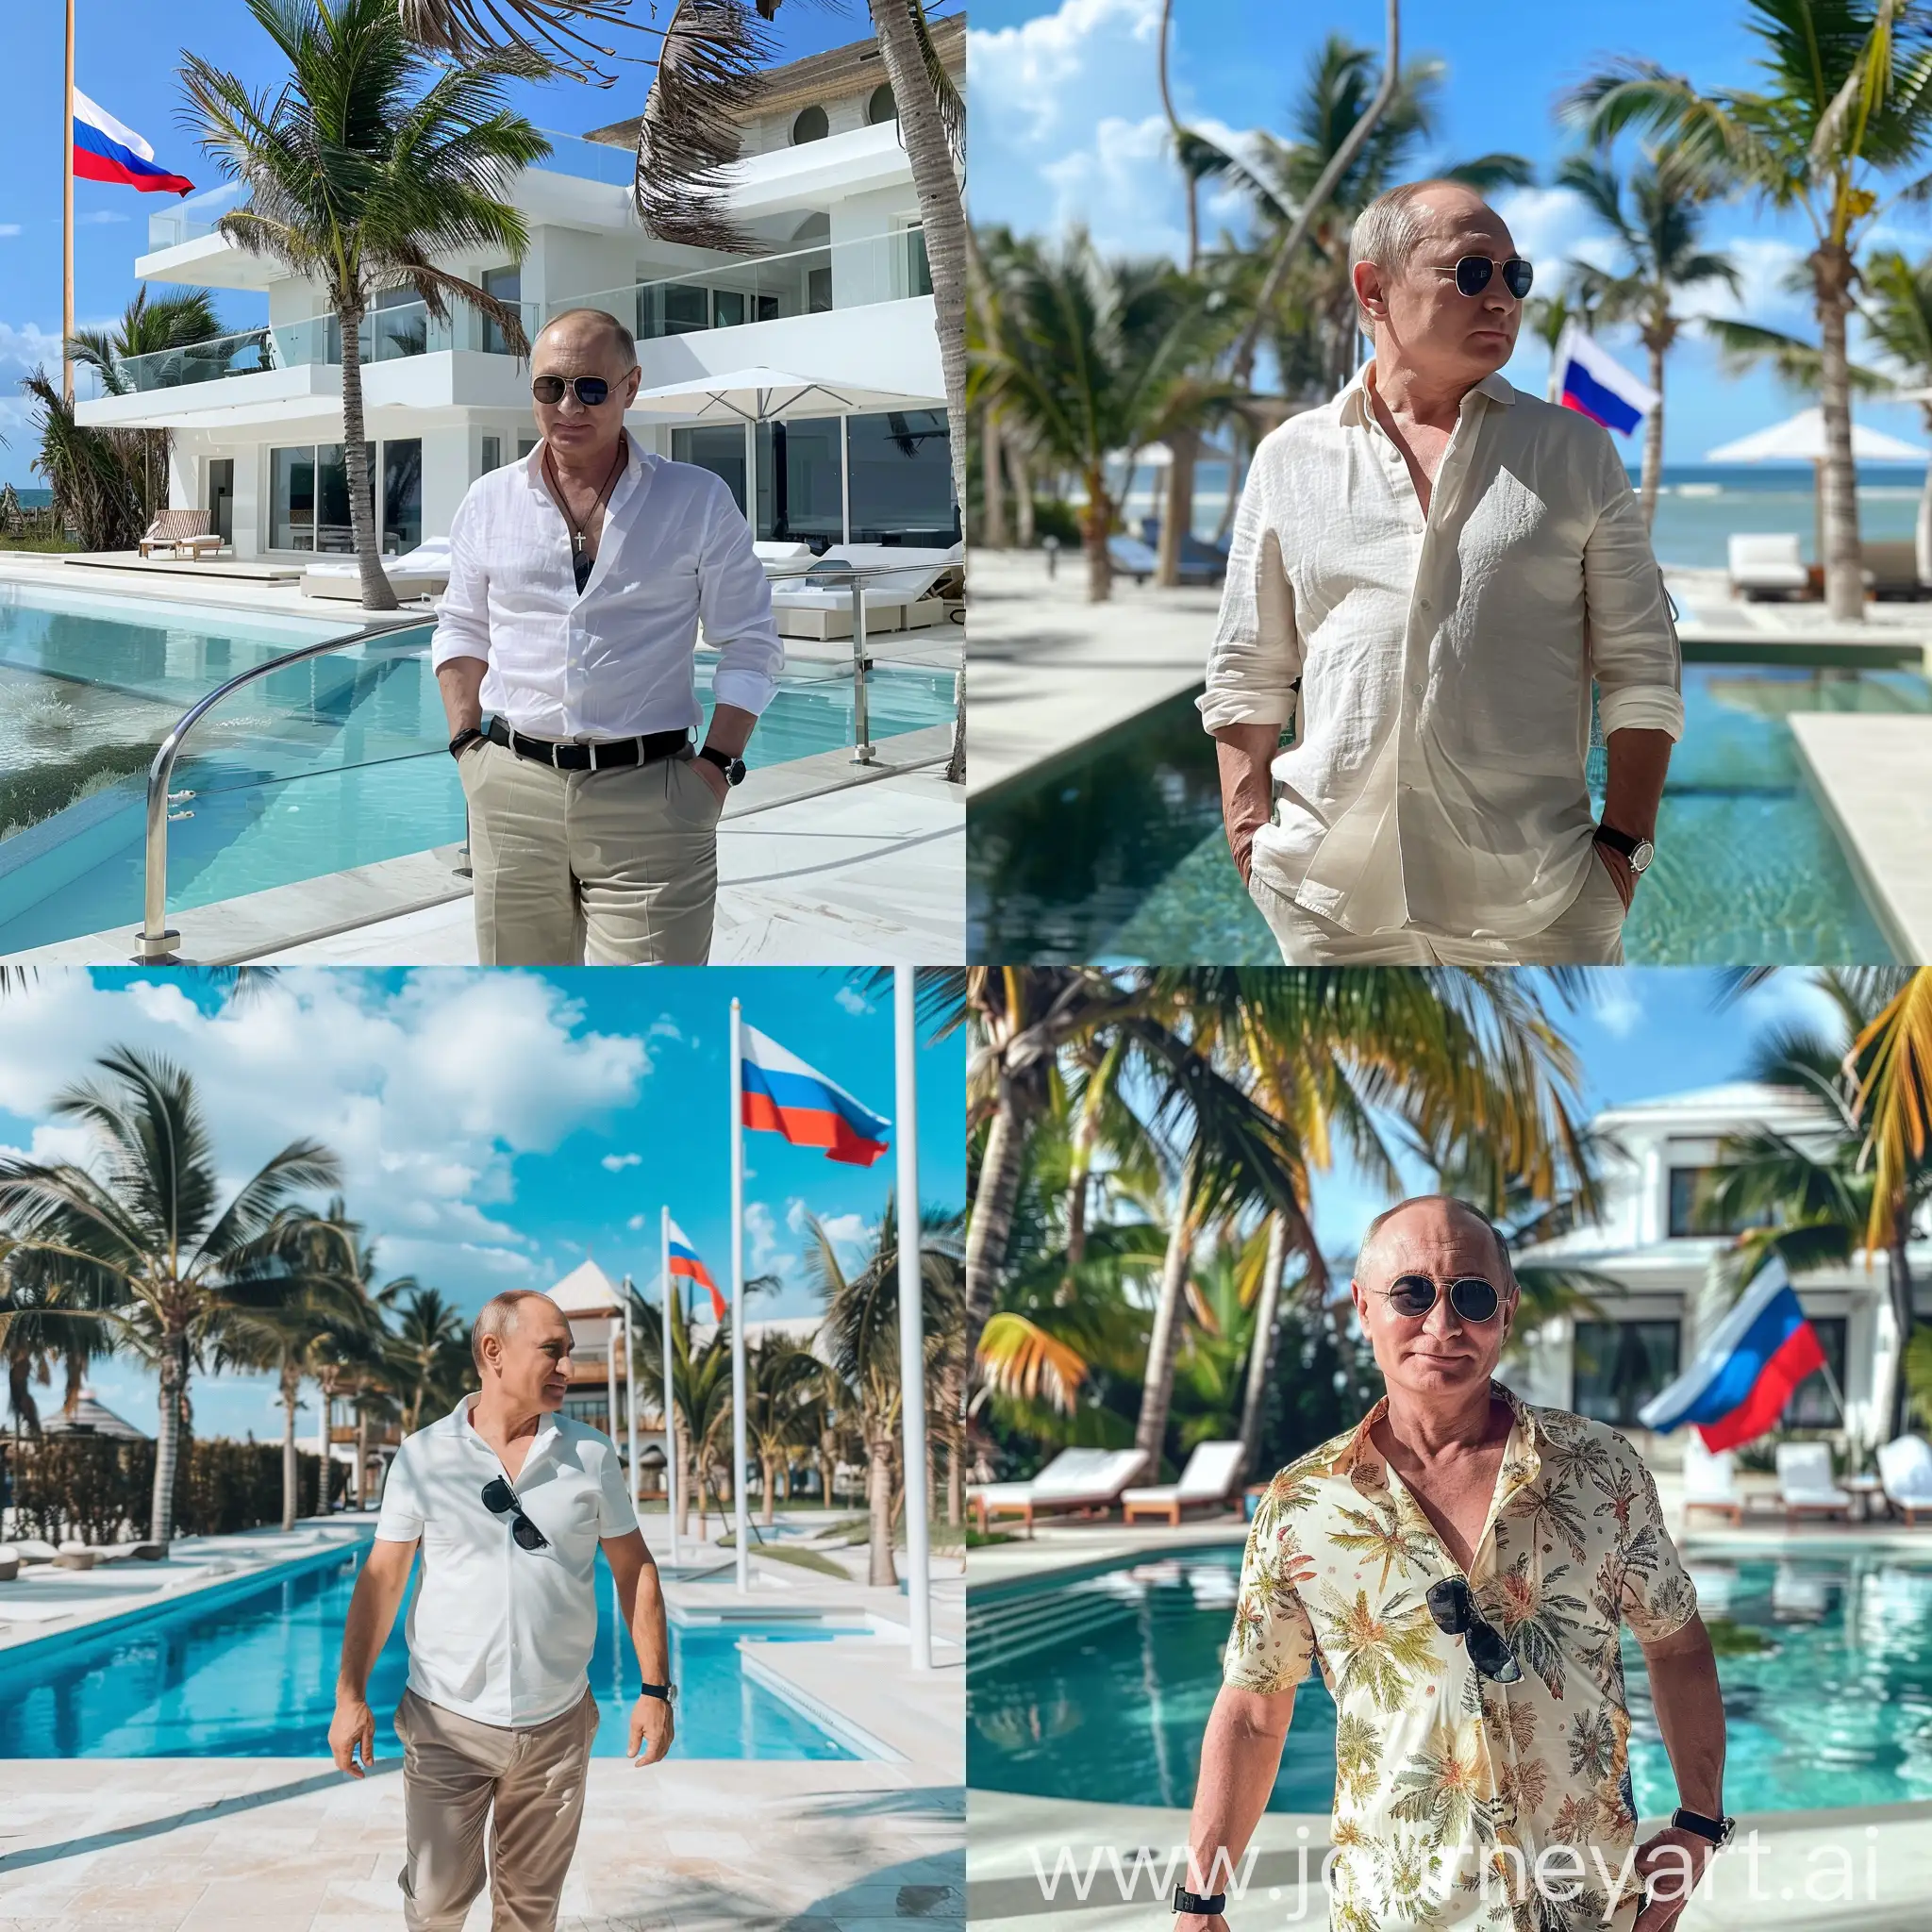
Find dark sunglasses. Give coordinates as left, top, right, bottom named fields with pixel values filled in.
left=531, top=374, right=614, bottom=407
left=1437, top=255, right=1534, bottom=300
left=480, top=1475, right=549, bottom=1551
left=1426, top=1576, right=1523, bottom=1682
left=1381, top=1274, right=1503, bottom=1323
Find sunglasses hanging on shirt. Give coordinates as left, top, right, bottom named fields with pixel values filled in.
left=480, top=1475, right=550, bottom=1551
left=1425, top=1576, right=1523, bottom=1682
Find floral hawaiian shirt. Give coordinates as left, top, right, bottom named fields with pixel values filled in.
left=1224, top=1382, right=1701, bottom=1932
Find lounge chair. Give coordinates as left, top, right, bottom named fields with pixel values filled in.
left=1135, top=518, right=1231, bottom=585
left=1108, top=534, right=1158, bottom=584
left=1682, top=1435, right=1745, bottom=1526
left=769, top=543, right=962, bottom=641
left=969, top=1446, right=1148, bottom=1536
left=0, top=1548, right=18, bottom=1583
left=53, top=1542, right=97, bottom=1571
left=1121, top=1440, right=1247, bottom=1525
left=1774, top=1441, right=1852, bottom=1523
left=300, top=537, right=453, bottom=602
left=139, top=508, right=225, bottom=560
left=754, top=540, right=816, bottom=578
left=1727, top=533, right=1809, bottom=601
left=1860, top=540, right=1927, bottom=600
left=1877, top=1433, right=1932, bottom=1524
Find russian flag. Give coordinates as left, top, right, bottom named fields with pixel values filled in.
left=741, top=1024, right=890, bottom=1167
left=1556, top=324, right=1658, bottom=438
left=667, top=1217, right=726, bottom=1324
left=73, top=90, right=194, bottom=196
left=1638, top=1257, right=1829, bottom=1451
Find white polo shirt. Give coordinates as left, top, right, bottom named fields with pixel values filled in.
left=374, top=1393, right=640, bottom=1727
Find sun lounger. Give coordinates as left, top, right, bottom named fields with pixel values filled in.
left=0, top=1549, right=18, bottom=1583
left=139, top=508, right=225, bottom=560
left=1877, top=1433, right=1932, bottom=1524
left=6, top=1540, right=58, bottom=1564
left=1728, top=533, right=1810, bottom=601
left=1774, top=1441, right=1852, bottom=1523
left=969, top=1445, right=1149, bottom=1535
left=1681, top=1434, right=1744, bottom=1526
left=1859, top=540, right=1927, bottom=599
left=767, top=585, right=919, bottom=641
left=53, top=1542, right=97, bottom=1571
left=1135, top=518, right=1231, bottom=584
left=300, top=537, right=453, bottom=602
left=1108, top=535, right=1158, bottom=583
left=1121, top=1440, right=1247, bottom=1524
left=754, top=540, right=816, bottom=576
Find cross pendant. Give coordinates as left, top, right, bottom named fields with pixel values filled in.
left=574, top=531, right=586, bottom=554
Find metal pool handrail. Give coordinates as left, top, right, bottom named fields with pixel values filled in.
left=136, top=615, right=435, bottom=963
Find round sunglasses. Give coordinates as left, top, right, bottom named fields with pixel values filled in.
left=481, top=1474, right=550, bottom=1551
left=1425, top=1576, right=1523, bottom=1682
left=532, top=374, right=616, bottom=407
left=1378, top=1273, right=1504, bottom=1324
left=1435, top=254, right=1534, bottom=300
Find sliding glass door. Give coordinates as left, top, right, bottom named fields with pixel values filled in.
left=268, top=438, right=423, bottom=554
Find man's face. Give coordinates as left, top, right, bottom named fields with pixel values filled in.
left=1357, top=192, right=1524, bottom=387
left=530, top=319, right=641, bottom=461
left=482, top=1300, right=575, bottom=1412
left=1352, top=1202, right=1518, bottom=1401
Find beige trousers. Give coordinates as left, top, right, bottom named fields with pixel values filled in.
left=1250, top=843, right=1629, bottom=965
left=394, top=1685, right=599, bottom=1932
left=458, top=738, right=722, bottom=965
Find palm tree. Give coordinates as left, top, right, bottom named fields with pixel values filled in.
left=633, top=1280, right=738, bottom=1539
left=0, top=1046, right=341, bottom=1541
left=1555, top=147, right=1740, bottom=529
left=19, top=369, right=143, bottom=552
left=0, top=1239, right=112, bottom=1435
left=1565, top=0, right=1932, bottom=622
left=180, top=0, right=548, bottom=609
left=380, top=1283, right=470, bottom=1435
left=1851, top=249, right=1932, bottom=575
left=744, top=1335, right=819, bottom=1525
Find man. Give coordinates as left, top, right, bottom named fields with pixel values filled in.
left=433, top=307, right=785, bottom=966
left=1201, top=180, right=1684, bottom=964
left=329, top=1289, right=675, bottom=1932
left=1177, top=1196, right=1728, bottom=1932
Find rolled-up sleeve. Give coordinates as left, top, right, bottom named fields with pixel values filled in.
left=696, top=476, right=783, bottom=716
left=1584, top=430, right=1684, bottom=740
left=430, top=484, right=491, bottom=671
left=1197, top=449, right=1303, bottom=734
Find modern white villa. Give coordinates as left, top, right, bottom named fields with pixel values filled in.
left=72, top=23, right=961, bottom=562
left=1509, top=1080, right=1928, bottom=1461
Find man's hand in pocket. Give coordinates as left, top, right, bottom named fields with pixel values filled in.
left=1594, top=839, right=1637, bottom=911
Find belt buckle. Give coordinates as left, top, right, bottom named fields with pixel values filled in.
left=586, top=739, right=600, bottom=774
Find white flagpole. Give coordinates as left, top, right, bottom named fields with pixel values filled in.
left=62, top=0, right=75, bottom=408
left=622, top=1274, right=638, bottom=1506
left=661, top=1208, right=678, bottom=1570
left=895, top=968, right=932, bottom=1671
left=730, top=997, right=750, bottom=1597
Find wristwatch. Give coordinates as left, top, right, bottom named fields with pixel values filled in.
left=448, top=725, right=485, bottom=760
left=1172, top=1883, right=1226, bottom=1916
left=639, top=1680, right=679, bottom=1706
left=1670, top=1806, right=1735, bottom=1848
left=1593, top=820, right=1655, bottom=874
left=697, top=744, right=747, bottom=786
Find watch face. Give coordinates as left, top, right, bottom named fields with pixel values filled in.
left=1630, top=839, right=1656, bottom=873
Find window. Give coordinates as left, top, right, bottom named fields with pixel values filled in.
left=206, top=458, right=234, bottom=545
left=315, top=443, right=355, bottom=553
left=673, top=424, right=750, bottom=516
left=1785, top=1315, right=1848, bottom=1427
left=808, top=266, right=834, bottom=313
left=382, top=439, right=423, bottom=554
left=270, top=445, right=316, bottom=551
left=267, top=441, right=390, bottom=552
left=791, top=105, right=828, bottom=143
left=1573, top=1321, right=1681, bottom=1427
left=867, top=83, right=897, bottom=125
left=481, top=434, right=504, bottom=476
left=905, top=225, right=932, bottom=298
left=517, top=437, right=538, bottom=460
left=846, top=409, right=958, bottom=546
left=481, top=265, right=522, bottom=356
left=1668, top=1166, right=1773, bottom=1238
left=712, top=288, right=747, bottom=328
left=755, top=416, right=843, bottom=549
left=642, top=281, right=709, bottom=337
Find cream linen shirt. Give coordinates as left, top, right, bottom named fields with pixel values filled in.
left=1199, top=363, right=1684, bottom=941
left=1224, top=1384, right=1700, bottom=1932
left=430, top=430, right=784, bottom=739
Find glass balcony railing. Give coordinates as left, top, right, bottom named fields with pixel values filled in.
left=114, top=328, right=277, bottom=391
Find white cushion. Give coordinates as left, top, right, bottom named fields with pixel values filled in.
left=1775, top=1441, right=1850, bottom=1503
left=1878, top=1433, right=1932, bottom=1502
left=1728, top=533, right=1808, bottom=584
left=1682, top=1435, right=1740, bottom=1501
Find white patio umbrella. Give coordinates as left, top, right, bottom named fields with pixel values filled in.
left=1706, top=407, right=1926, bottom=571
left=625, top=365, right=941, bottom=425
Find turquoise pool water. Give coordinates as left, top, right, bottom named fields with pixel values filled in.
left=0, top=1541, right=863, bottom=1759
left=0, top=584, right=953, bottom=954
left=967, top=661, right=1926, bottom=964
left=967, top=1547, right=1932, bottom=1814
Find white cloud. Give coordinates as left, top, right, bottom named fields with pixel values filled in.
left=75, top=210, right=128, bottom=226
left=816, top=1211, right=873, bottom=1251
left=0, top=225, right=21, bottom=240
left=969, top=0, right=1164, bottom=147
left=627, top=1213, right=647, bottom=1231
left=1680, top=236, right=1808, bottom=329
left=1591, top=979, right=1645, bottom=1041
left=1488, top=188, right=1621, bottom=282
left=833, top=985, right=873, bottom=1016
left=745, top=1199, right=784, bottom=1275
left=601, top=1151, right=642, bottom=1171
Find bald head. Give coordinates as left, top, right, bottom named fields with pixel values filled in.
left=533, top=306, right=638, bottom=371
left=1357, top=1194, right=1513, bottom=1287
left=472, top=1289, right=565, bottom=1370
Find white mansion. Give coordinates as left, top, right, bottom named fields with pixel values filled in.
left=74, top=24, right=960, bottom=562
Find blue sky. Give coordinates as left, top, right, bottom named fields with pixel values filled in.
left=0, top=0, right=962, bottom=486
left=0, top=966, right=965, bottom=1442
left=970, top=0, right=1932, bottom=462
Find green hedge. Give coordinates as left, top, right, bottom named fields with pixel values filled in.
left=0, top=1434, right=348, bottom=1542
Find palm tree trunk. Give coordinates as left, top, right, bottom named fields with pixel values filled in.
left=1916, top=406, right=1932, bottom=583
left=1157, top=425, right=1199, bottom=589
left=1082, top=468, right=1113, bottom=603
left=338, top=300, right=397, bottom=613
left=1012, top=443, right=1036, bottom=547
left=1158, top=0, right=1197, bottom=274
left=1890, top=1226, right=1916, bottom=1441
left=1815, top=247, right=1864, bottom=624
left=983, top=406, right=1008, bottom=547
left=1135, top=1146, right=1200, bottom=1475
left=818, top=1440, right=836, bottom=1513
left=281, top=1361, right=299, bottom=1534
left=1639, top=338, right=1666, bottom=533
left=1238, top=1213, right=1290, bottom=1479
left=760, top=1450, right=777, bottom=1526
left=965, top=1088, right=1028, bottom=1374
left=355, top=1407, right=370, bottom=1508
left=867, top=1423, right=899, bottom=1587
left=152, top=1330, right=188, bottom=1543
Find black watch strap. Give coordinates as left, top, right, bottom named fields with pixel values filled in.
left=1592, top=821, right=1640, bottom=860
left=1173, top=1883, right=1227, bottom=1916
left=639, top=1680, right=676, bottom=1703
left=698, top=744, right=746, bottom=785
left=1670, top=1806, right=1732, bottom=1845
left=449, top=725, right=485, bottom=759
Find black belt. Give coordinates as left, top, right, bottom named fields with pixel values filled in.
left=486, top=716, right=689, bottom=772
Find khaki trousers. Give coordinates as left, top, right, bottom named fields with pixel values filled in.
left=394, top=1685, right=599, bottom=1932
left=458, top=738, right=723, bottom=965
left=1249, top=843, right=1629, bottom=965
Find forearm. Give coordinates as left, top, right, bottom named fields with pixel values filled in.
left=435, top=657, right=488, bottom=738
left=700, top=701, right=757, bottom=758
left=625, top=1559, right=671, bottom=1685
left=1211, top=724, right=1283, bottom=880
left=1642, top=1620, right=1725, bottom=1815
left=335, top=1569, right=406, bottom=1698
left=1601, top=726, right=1673, bottom=841
left=1186, top=1687, right=1292, bottom=1902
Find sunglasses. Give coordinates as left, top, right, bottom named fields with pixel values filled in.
left=531, top=375, right=616, bottom=407
left=1435, top=255, right=1534, bottom=300
left=480, top=1475, right=549, bottom=1551
left=1426, top=1576, right=1523, bottom=1682
left=1380, top=1274, right=1503, bottom=1324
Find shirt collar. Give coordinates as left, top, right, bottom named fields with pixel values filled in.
left=455, top=1391, right=560, bottom=1475
left=1324, top=1378, right=1543, bottom=1490
left=1334, top=358, right=1519, bottom=427
left=521, top=426, right=652, bottom=502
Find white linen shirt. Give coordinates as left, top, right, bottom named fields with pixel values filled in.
left=1199, top=363, right=1684, bottom=941
left=374, top=1393, right=640, bottom=1727
left=430, top=430, right=784, bottom=739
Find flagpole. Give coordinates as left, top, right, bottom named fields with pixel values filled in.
left=895, top=967, right=932, bottom=1672
left=622, top=1274, right=638, bottom=1507
left=62, top=0, right=75, bottom=406
left=730, top=997, right=749, bottom=1598
left=661, top=1208, right=678, bottom=1570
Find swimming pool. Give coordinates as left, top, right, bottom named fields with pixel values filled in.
left=0, top=1541, right=865, bottom=1759
left=966, top=661, right=1927, bottom=964
left=0, top=584, right=954, bottom=954
left=967, top=1546, right=1932, bottom=1814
